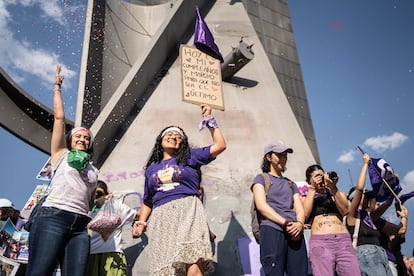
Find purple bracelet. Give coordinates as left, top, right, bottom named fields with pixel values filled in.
left=199, top=116, right=219, bottom=131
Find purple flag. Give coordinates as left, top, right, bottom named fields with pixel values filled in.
left=399, top=190, right=414, bottom=204
left=357, top=146, right=401, bottom=202
left=368, top=157, right=402, bottom=202
left=194, top=6, right=223, bottom=63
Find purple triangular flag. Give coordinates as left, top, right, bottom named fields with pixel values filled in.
left=399, top=190, right=414, bottom=204
left=194, top=6, right=223, bottom=63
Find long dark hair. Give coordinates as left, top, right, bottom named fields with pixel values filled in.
left=261, top=153, right=272, bottom=173
left=305, top=164, right=324, bottom=182
left=145, top=125, right=190, bottom=169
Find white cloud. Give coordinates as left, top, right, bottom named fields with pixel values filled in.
left=0, top=0, right=76, bottom=87
left=363, top=132, right=408, bottom=153
left=0, top=2, right=11, bottom=29
left=12, top=43, right=76, bottom=82
left=16, top=0, right=65, bottom=24
left=401, top=170, right=414, bottom=192
left=337, top=149, right=356, bottom=163
left=38, top=1, right=65, bottom=21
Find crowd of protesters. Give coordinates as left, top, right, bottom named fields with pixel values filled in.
left=1, top=65, right=413, bottom=276
left=1, top=136, right=413, bottom=276
left=252, top=144, right=413, bottom=276
left=2, top=140, right=413, bottom=276
left=1, top=66, right=227, bottom=276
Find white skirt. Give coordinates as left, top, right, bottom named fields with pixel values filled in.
left=146, top=196, right=214, bottom=275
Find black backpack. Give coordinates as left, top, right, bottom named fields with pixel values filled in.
left=250, top=173, right=271, bottom=243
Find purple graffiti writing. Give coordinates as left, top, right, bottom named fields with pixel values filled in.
left=102, top=170, right=145, bottom=183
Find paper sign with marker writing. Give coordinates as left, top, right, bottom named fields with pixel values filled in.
left=180, top=45, right=224, bottom=110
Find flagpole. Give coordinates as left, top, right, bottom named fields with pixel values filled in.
left=380, top=178, right=402, bottom=205
left=357, top=146, right=401, bottom=205
left=347, top=168, right=354, bottom=187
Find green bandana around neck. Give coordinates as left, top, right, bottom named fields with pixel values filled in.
left=67, top=149, right=91, bottom=170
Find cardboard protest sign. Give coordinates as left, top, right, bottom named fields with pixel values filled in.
left=180, top=45, right=224, bottom=110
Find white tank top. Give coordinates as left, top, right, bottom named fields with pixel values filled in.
left=43, top=150, right=98, bottom=216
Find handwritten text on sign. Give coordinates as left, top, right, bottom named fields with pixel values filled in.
left=180, top=45, right=224, bottom=110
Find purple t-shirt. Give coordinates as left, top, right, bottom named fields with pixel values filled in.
left=251, top=173, right=299, bottom=232
left=143, top=146, right=212, bottom=208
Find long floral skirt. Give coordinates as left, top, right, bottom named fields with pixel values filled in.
left=146, top=196, right=214, bottom=275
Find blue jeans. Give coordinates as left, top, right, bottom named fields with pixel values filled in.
left=260, top=225, right=308, bottom=276
left=26, top=207, right=91, bottom=276
left=356, top=244, right=393, bottom=276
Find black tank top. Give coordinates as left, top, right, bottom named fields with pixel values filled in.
left=346, top=219, right=381, bottom=246
left=309, top=189, right=341, bottom=224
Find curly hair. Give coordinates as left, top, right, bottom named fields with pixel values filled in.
left=145, top=125, right=191, bottom=169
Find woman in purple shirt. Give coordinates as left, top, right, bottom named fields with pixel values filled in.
left=251, top=140, right=308, bottom=276
left=132, top=104, right=226, bottom=276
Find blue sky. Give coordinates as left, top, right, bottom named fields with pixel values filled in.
left=1, top=0, right=413, bottom=256
left=289, top=0, right=414, bottom=257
